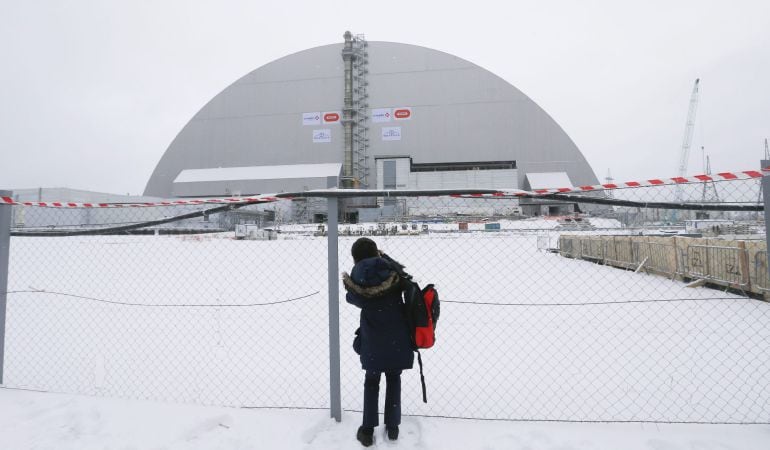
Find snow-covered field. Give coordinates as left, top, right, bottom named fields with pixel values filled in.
left=0, top=389, right=770, bottom=450
left=1, top=388, right=769, bottom=450
left=4, top=231, right=769, bottom=427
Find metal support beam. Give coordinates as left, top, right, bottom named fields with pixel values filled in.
left=0, top=190, right=12, bottom=384
left=326, top=177, right=342, bottom=421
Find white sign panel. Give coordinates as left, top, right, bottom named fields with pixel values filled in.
left=322, top=111, right=341, bottom=125
left=393, top=107, right=412, bottom=120
left=302, top=112, right=321, bottom=126
left=382, top=126, right=402, bottom=141
left=313, top=129, right=332, bottom=143
left=371, top=108, right=392, bottom=123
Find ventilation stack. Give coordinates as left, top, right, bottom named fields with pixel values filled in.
left=341, top=32, right=355, bottom=188
left=341, top=31, right=370, bottom=189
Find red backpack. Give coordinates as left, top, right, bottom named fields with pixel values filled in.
left=402, top=280, right=440, bottom=349
left=401, top=279, right=439, bottom=403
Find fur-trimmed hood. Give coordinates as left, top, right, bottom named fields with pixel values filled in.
left=342, top=271, right=400, bottom=298
left=342, top=256, right=401, bottom=298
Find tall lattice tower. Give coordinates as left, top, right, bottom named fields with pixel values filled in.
left=351, top=34, right=370, bottom=188
left=604, top=168, right=614, bottom=199
left=341, top=31, right=370, bottom=188
left=700, top=154, right=720, bottom=203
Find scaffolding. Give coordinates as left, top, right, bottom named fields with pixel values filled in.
left=350, top=34, right=370, bottom=188
left=342, top=32, right=370, bottom=189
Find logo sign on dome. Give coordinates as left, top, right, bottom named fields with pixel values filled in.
left=322, top=111, right=341, bottom=124
left=371, top=108, right=392, bottom=123
left=313, top=129, right=331, bottom=143
left=382, top=126, right=402, bottom=141
left=302, top=112, right=321, bottom=126
left=393, top=107, right=412, bottom=120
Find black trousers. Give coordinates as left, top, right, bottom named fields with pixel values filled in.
left=362, top=370, right=402, bottom=428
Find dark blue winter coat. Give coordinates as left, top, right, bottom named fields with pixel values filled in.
left=343, top=256, right=415, bottom=372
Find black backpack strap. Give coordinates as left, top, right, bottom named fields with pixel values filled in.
left=417, top=350, right=427, bottom=403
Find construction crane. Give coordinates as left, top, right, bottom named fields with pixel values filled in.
left=670, top=78, right=700, bottom=223
left=676, top=78, right=701, bottom=182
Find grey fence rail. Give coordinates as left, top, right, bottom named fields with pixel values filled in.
left=1, top=178, right=769, bottom=424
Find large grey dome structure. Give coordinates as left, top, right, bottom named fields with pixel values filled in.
left=145, top=37, right=598, bottom=216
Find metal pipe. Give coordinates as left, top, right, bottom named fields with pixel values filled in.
left=326, top=176, right=342, bottom=421
left=0, top=190, right=12, bottom=383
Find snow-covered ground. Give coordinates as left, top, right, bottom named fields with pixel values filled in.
left=1, top=388, right=768, bottom=450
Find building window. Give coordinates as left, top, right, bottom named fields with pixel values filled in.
left=410, top=160, right=516, bottom=172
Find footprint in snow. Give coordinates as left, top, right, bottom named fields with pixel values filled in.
left=181, top=414, right=233, bottom=441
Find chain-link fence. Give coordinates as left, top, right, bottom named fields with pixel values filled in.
left=1, top=175, right=769, bottom=424
left=3, top=201, right=331, bottom=409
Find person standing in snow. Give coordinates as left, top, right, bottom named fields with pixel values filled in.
left=343, top=237, right=414, bottom=447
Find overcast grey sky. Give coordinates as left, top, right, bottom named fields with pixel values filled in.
left=1, top=0, right=768, bottom=195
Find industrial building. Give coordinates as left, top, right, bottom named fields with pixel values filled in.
left=144, top=32, right=599, bottom=221
left=7, top=188, right=228, bottom=233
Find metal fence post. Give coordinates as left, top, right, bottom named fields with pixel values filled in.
left=762, top=176, right=770, bottom=279
left=326, top=178, right=342, bottom=422
left=0, top=190, right=12, bottom=384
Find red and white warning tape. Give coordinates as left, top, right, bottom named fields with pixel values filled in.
left=0, top=195, right=283, bottom=209
left=527, top=169, right=767, bottom=196
left=451, top=169, right=768, bottom=198
left=2, top=169, right=765, bottom=208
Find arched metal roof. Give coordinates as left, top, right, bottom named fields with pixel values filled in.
left=144, top=41, right=597, bottom=196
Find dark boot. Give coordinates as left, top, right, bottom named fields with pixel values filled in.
left=386, top=425, right=399, bottom=440
left=357, top=426, right=374, bottom=447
